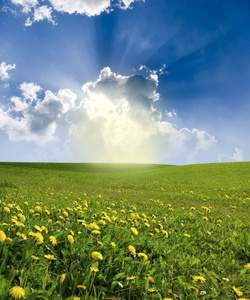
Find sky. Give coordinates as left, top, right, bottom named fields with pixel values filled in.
left=0, top=0, right=250, bottom=165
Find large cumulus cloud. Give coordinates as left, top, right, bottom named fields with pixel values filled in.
left=0, top=67, right=216, bottom=163
left=67, top=67, right=216, bottom=163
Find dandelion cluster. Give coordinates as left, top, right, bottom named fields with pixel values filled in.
left=0, top=164, right=249, bottom=300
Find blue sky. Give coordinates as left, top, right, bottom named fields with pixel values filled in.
left=0, top=0, right=250, bottom=164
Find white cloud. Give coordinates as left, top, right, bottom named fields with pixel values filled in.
left=0, top=67, right=216, bottom=164
left=0, top=62, right=16, bottom=80
left=48, top=0, right=112, bottom=16
left=67, top=67, right=216, bottom=163
left=10, top=0, right=38, bottom=13
left=218, top=147, right=243, bottom=162
left=9, top=0, right=144, bottom=26
left=19, top=82, right=42, bottom=101
left=0, top=83, right=76, bottom=143
left=25, top=5, right=56, bottom=26
left=165, top=110, right=177, bottom=118
left=119, top=0, right=145, bottom=9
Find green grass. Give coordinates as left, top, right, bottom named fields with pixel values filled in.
left=0, top=162, right=249, bottom=299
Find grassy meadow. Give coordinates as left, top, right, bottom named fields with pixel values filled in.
left=0, top=162, right=249, bottom=299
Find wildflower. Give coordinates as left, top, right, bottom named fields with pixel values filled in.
left=9, top=286, right=25, bottom=298
left=203, top=216, right=208, bottom=221
left=200, top=291, right=207, bottom=295
left=98, top=241, right=103, bottom=246
left=0, top=230, right=6, bottom=242
left=60, top=274, right=66, bottom=283
left=148, top=288, right=156, bottom=292
left=223, top=277, right=230, bottom=281
left=89, top=222, right=99, bottom=230
left=188, top=286, right=199, bottom=293
left=4, top=207, right=10, bottom=213
left=6, top=237, right=13, bottom=244
left=34, top=232, right=44, bottom=244
left=138, top=253, right=148, bottom=261
left=67, top=235, right=74, bottom=244
left=118, top=282, right=123, bottom=288
left=44, top=254, right=56, bottom=260
left=192, top=275, right=206, bottom=283
left=98, top=220, right=106, bottom=225
left=162, top=230, right=168, bottom=238
left=244, top=263, right=250, bottom=271
left=110, top=242, right=116, bottom=248
left=233, top=286, right=243, bottom=296
left=131, top=227, right=138, bottom=236
left=148, top=276, right=154, bottom=283
left=31, top=255, right=39, bottom=260
left=163, top=298, right=173, bottom=300
left=207, top=231, right=211, bottom=235
left=127, top=276, right=136, bottom=280
left=74, top=297, right=80, bottom=300
left=49, top=236, right=57, bottom=246
left=90, top=267, right=99, bottom=272
left=18, top=214, right=26, bottom=222
left=77, top=285, right=86, bottom=289
left=184, top=233, right=190, bottom=238
left=128, top=245, right=136, bottom=255
left=91, top=251, right=103, bottom=260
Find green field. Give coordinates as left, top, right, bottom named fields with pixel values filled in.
left=0, top=162, right=249, bottom=299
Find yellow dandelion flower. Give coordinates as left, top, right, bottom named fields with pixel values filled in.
left=4, top=207, right=10, bottom=213
left=98, top=241, right=103, bottom=246
left=233, top=286, right=243, bottom=296
left=188, top=286, right=199, bottom=293
left=110, top=242, right=116, bottom=248
left=148, top=288, right=156, bottom=292
left=138, top=253, right=148, bottom=261
left=130, top=227, right=138, bottom=236
left=98, top=220, right=106, bottom=225
left=128, top=245, right=136, bottom=255
left=9, top=286, right=25, bottom=298
left=192, top=276, right=206, bottom=283
left=31, top=255, right=39, bottom=260
left=127, top=275, right=136, bottom=280
left=148, top=276, right=154, bottom=283
left=74, top=297, right=80, bottom=300
left=34, top=232, right=43, bottom=244
left=163, top=298, right=173, bottom=300
left=60, top=274, right=66, bottom=283
left=90, top=267, right=99, bottom=272
left=6, top=237, right=13, bottom=244
left=184, top=233, right=190, bottom=238
left=18, top=214, right=26, bottom=222
left=67, top=235, right=74, bottom=244
left=89, top=222, right=99, bottom=230
left=0, top=230, right=6, bottom=242
left=49, top=236, right=57, bottom=246
left=91, top=251, right=103, bottom=260
left=34, top=225, right=42, bottom=232
left=91, top=230, right=100, bottom=234
left=44, top=254, right=56, bottom=260
left=244, top=263, right=250, bottom=271
left=77, top=285, right=86, bottom=289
